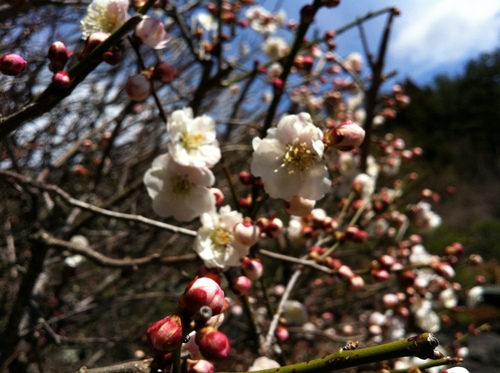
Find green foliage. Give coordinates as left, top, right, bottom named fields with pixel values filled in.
left=397, top=49, right=500, bottom=179
left=469, top=219, right=500, bottom=261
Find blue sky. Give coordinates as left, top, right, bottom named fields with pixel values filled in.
left=279, top=0, right=500, bottom=86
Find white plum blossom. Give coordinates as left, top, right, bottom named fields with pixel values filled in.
left=411, top=299, right=441, bottom=332
left=143, top=153, right=215, bottom=221
left=194, top=206, right=250, bottom=269
left=167, top=107, right=221, bottom=168
left=251, top=113, right=331, bottom=202
left=410, top=201, right=442, bottom=230
left=80, top=0, right=129, bottom=39
left=262, top=37, right=288, bottom=59
left=245, top=5, right=285, bottom=34
left=249, top=357, right=280, bottom=371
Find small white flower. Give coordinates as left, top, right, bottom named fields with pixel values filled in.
left=439, top=288, right=458, bottom=309
left=80, top=0, right=130, bottom=39
left=194, top=206, right=249, bottom=269
left=245, top=5, right=284, bottom=34
left=251, top=113, right=331, bottom=201
left=262, top=37, right=288, bottom=59
left=143, top=154, right=216, bottom=221
left=249, top=356, right=280, bottom=371
left=167, top=107, right=221, bottom=168
left=410, top=201, right=442, bottom=230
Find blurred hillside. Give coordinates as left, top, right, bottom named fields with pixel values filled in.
left=394, top=49, right=500, bottom=262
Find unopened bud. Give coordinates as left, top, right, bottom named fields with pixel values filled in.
left=0, top=53, right=27, bottom=76
left=231, top=276, right=252, bottom=295
left=300, top=4, right=315, bottom=24
left=147, top=313, right=184, bottom=352
left=233, top=220, right=260, bottom=247
left=152, top=61, right=178, bottom=83
left=79, top=32, right=109, bottom=60
left=186, top=359, right=215, bottom=373
left=349, top=275, right=365, bottom=290
left=325, top=121, right=365, bottom=151
left=180, top=277, right=226, bottom=317
left=48, top=41, right=71, bottom=72
left=52, top=71, right=71, bottom=88
left=241, top=258, right=263, bottom=280
left=195, top=327, right=230, bottom=361
left=284, top=195, right=316, bottom=217
left=275, top=325, right=289, bottom=341
left=210, top=187, right=224, bottom=207
left=125, top=74, right=152, bottom=101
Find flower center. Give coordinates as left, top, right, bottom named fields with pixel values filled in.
left=171, top=175, right=193, bottom=195
left=181, top=132, right=205, bottom=151
left=209, top=226, right=234, bottom=247
left=282, top=142, right=315, bottom=174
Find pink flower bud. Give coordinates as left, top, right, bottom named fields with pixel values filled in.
left=233, top=220, right=260, bottom=247
left=382, top=293, right=399, bottom=308
left=433, top=262, right=455, bottom=279
left=0, top=53, right=27, bottom=76
left=210, top=187, right=224, bottom=207
left=151, top=61, right=178, bottom=83
left=102, top=49, right=123, bottom=65
left=326, top=121, right=365, bottom=151
left=186, top=359, right=215, bottom=373
left=147, top=313, right=184, bottom=352
left=349, top=275, right=365, bottom=290
left=241, top=258, right=263, bottom=280
left=79, top=32, right=110, bottom=60
left=275, top=325, right=289, bottom=342
left=337, top=264, right=354, bottom=279
left=125, top=74, right=151, bottom=101
left=48, top=41, right=70, bottom=72
left=195, top=327, right=230, bottom=361
left=231, top=276, right=252, bottom=296
left=238, top=171, right=254, bottom=185
left=284, top=195, right=316, bottom=217
left=180, top=277, right=226, bottom=317
left=378, top=254, right=396, bottom=269
left=135, top=16, right=171, bottom=49
left=371, top=269, right=390, bottom=282
left=52, top=71, right=71, bottom=88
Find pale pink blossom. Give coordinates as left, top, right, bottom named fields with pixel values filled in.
left=135, top=16, right=171, bottom=49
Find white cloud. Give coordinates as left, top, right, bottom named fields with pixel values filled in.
left=391, top=0, right=500, bottom=73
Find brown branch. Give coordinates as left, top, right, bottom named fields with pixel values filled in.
left=32, top=230, right=197, bottom=269
left=0, top=169, right=198, bottom=237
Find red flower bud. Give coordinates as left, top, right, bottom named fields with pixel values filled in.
left=147, top=313, right=184, bottom=353
left=231, top=276, right=252, bottom=296
left=52, top=71, right=71, bottom=88
left=209, top=187, right=224, bottom=207
left=151, top=61, right=178, bottom=83
left=48, top=41, right=71, bottom=72
left=0, top=53, right=27, bottom=76
left=195, top=327, right=230, bottom=361
left=180, top=277, right=225, bottom=317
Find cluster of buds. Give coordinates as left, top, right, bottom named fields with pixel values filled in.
left=309, top=246, right=365, bottom=290
left=146, top=275, right=231, bottom=371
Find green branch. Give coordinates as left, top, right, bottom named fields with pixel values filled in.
left=220, top=333, right=441, bottom=373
